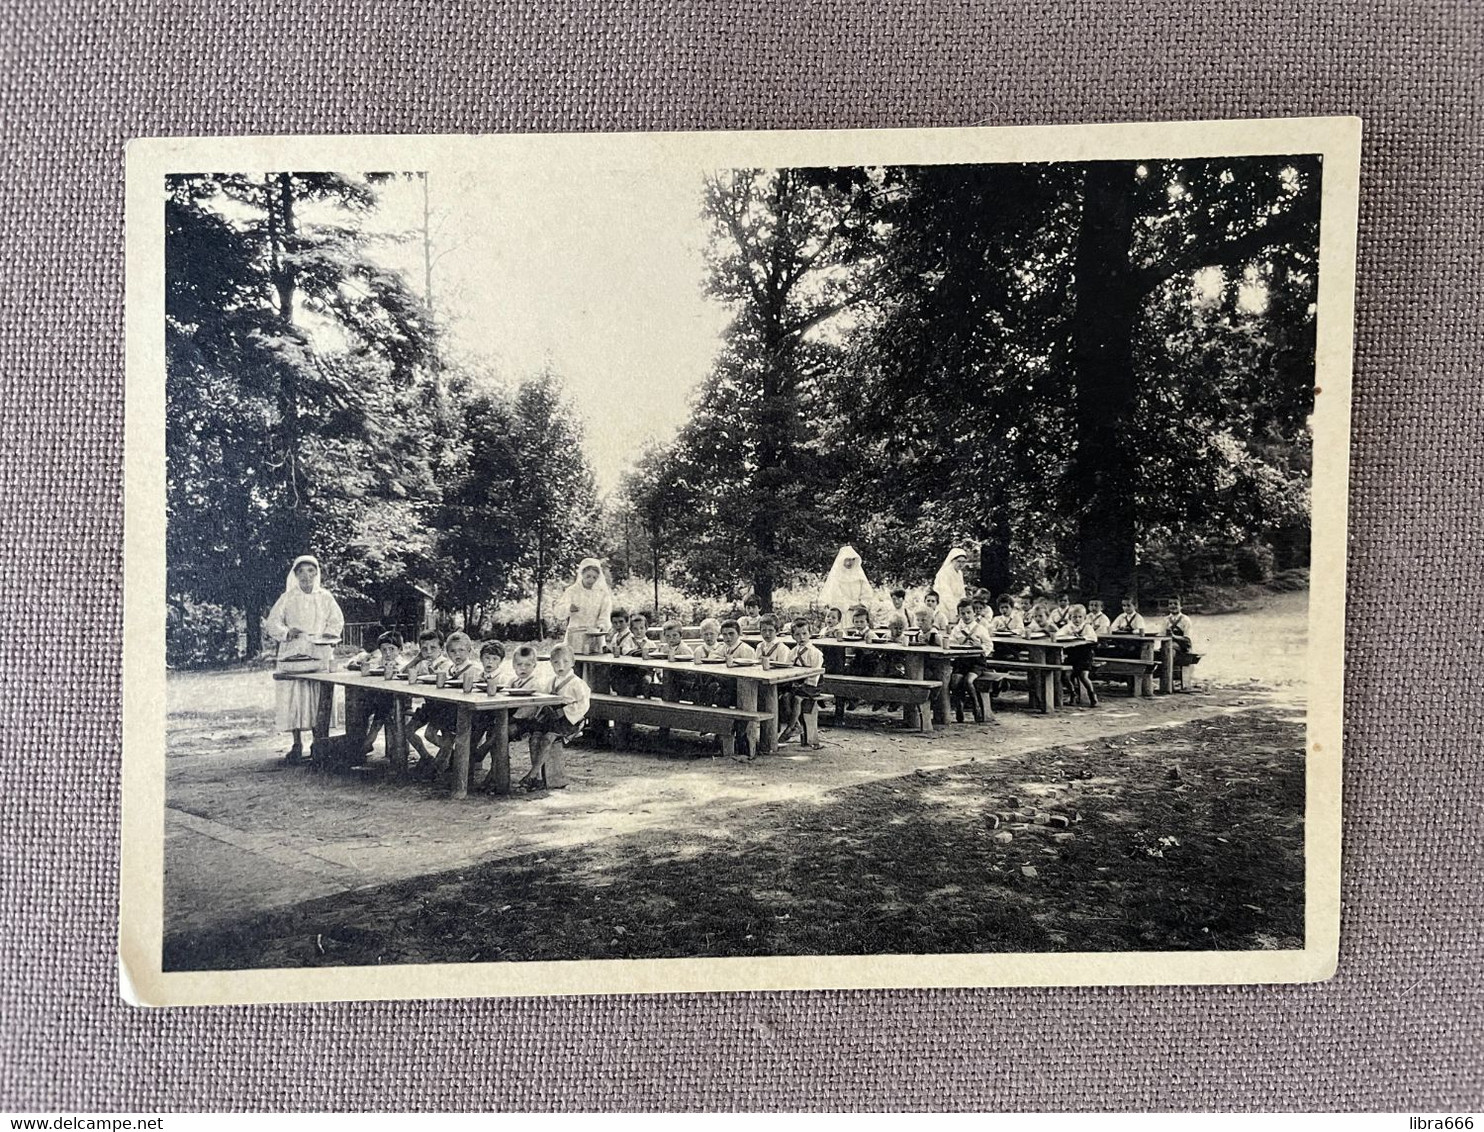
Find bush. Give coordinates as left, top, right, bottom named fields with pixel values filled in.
left=166, top=599, right=243, bottom=669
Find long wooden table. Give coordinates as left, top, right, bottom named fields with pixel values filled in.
left=742, top=635, right=979, bottom=724
left=1095, top=633, right=1175, bottom=696
left=575, top=653, right=824, bottom=755
left=289, top=670, right=563, bottom=798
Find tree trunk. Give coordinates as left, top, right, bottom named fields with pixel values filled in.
left=1071, top=163, right=1143, bottom=607
left=979, top=508, right=1013, bottom=597
left=534, top=532, right=545, bottom=636
left=244, top=595, right=263, bottom=658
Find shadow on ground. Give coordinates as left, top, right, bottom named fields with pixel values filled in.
left=164, top=709, right=1304, bottom=970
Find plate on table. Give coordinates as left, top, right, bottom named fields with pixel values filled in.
left=311, top=635, right=342, bottom=646
left=696, top=657, right=727, bottom=665
left=415, top=674, right=441, bottom=685
left=503, top=687, right=538, bottom=697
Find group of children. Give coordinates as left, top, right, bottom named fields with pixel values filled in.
left=347, top=629, right=590, bottom=793
left=596, top=606, right=827, bottom=758
left=748, top=588, right=1198, bottom=722
left=340, top=589, right=1198, bottom=784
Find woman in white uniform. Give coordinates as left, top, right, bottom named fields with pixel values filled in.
left=933, top=547, right=970, bottom=615
left=562, top=557, right=613, bottom=655
left=819, top=545, right=876, bottom=615
left=265, top=554, right=345, bottom=761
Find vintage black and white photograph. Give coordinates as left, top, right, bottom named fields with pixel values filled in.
left=122, top=121, right=1356, bottom=1003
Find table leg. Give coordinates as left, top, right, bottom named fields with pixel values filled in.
left=313, top=681, right=334, bottom=741
left=584, top=661, right=612, bottom=747
left=388, top=696, right=408, bottom=779
left=931, top=658, right=951, bottom=724
left=491, top=710, right=511, bottom=795
left=1158, top=640, right=1174, bottom=695
left=758, top=683, right=779, bottom=754
left=736, top=679, right=761, bottom=758
left=451, top=706, right=472, bottom=799
left=344, top=685, right=369, bottom=749
left=1141, top=643, right=1157, bottom=698
left=1039, top=670, right=1054, bottom=715
left=901, top=655, right=925, bottom=733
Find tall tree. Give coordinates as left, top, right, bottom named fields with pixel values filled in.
left=506, top=368, right=600, bottom=630
left=165, top=172, right=440, bottom=653
left=671, top=167, right=885, bottom=608
left=1068, top=156, right=1320, bottom=603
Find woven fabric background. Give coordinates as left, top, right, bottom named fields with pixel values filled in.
left=2, top=0, right=1481, bottom=1112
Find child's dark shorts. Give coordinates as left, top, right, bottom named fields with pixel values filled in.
left=533, top=705, right=584, bottom=743
left=1064, top=643, right=1095, bottom=674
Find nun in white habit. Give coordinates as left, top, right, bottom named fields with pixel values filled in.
left=265, top=554, right=345, bottom=760
left=933, top=547, right=970, bottom=615
left=562, top=557, right=613, bottom=655
left=819, top=545, right=876, bottom=615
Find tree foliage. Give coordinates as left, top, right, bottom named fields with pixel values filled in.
left=625, top=155, right=1320, bottom=604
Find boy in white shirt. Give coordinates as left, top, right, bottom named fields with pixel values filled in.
left=1087, top=599, right=1112, bottom=635
left=1164, top=597, right=1200, bottom=690
left=753, top=614, right=792, bottom=667
left=778, top=617, right=825, bottom=749
left=519, top=644, right=588, bottom=792
left=947, top=600, right=997, bottom=724
left=988, top=595, right=1024, bottom=636
left=1056, top=603, right=1100, bottom=707
left=923, top=590, right=951, bottom=634
left=1110, top=597, right=1147, bottom=634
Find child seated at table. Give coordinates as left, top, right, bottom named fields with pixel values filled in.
left=923, top=589, right=950, bottom=633
left=1022, top=604, right=1057, bottom=639
left=914, top=607, right=943, bottom=647
left=504, top=644, right=553, bottom=743
left=1051, top=593, right=1072, bottom=628
left=1087, top=598, right=1111, bottom=634
left=658, top=619, right=694, bottom=661
left=355, top=631, right=405, bottom=756
left=754, top=614, right=792, bottom=667
left=946, top=600, right=997, bottom=723
left=1163, top=597, right=1200, bottom=689
left=778, top=616, right=825, bottom=749
left=881, top=588, right=913, bottom=631
left=421, top=631, right=480, bottom=779
left=719, top=618, right=756, bottom=669
left=844, top=605, right=878, bottom=679
left=819, top=606, right=845, bottom=640
left=689, top=618, right=726, bottom=705
left=1056, top=603, right=1100, bottom=707
left=738, top=597, right=763, bottom=634
left=606, top=608, right=634, bottom=655
left=479, top=640, right=508, bottom=688
left=403, top=630, right=449, bottom=773
left=518, top=644, right=589, bottom=792
left=1110, top=596, right=1147, bottom=634
left=987, top=594, right=1023, bottom=636
left=971, top=592, right=994, bottom=628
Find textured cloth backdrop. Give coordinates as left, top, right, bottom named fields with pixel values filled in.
left=1, top=0, right=1481, bottom=1112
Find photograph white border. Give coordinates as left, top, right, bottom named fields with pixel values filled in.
left=122, top=116, right=1358, bottom=1005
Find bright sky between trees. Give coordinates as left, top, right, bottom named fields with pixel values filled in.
left=367, top=167, right=731, bottom=495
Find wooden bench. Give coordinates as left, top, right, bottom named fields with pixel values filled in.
left=1092, top=657, right=1160, bottom=697
left=817, top=674, right=941, bottom=733
left=586, top=693, right=772, bottom=758
left=979, top=659, right=1071, bottom=714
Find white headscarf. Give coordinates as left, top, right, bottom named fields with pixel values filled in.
left=570, top=557, right=610, bottom=595
left=285, top=554, right=322, bottom=594
left=820, top=545, right=874, bottom=613
left=933, top=547, right=969, bottom=613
